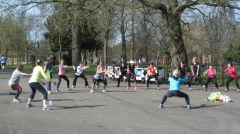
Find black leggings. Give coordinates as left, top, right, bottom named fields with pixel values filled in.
left=205, top=77, right=218, bottom=89
left=117, top=74, right=126, bottom=86
left=226, top=77, right=239, bottom=90
left=146, top=75, right=160, bottom=87
left=57, top=75, right=70, bottom=88
left=188, top=73, right=204, bottom=87
left=29, top=82, right=48, bottom=100
left=126, top=73, right=136, bottom=82
left=72, top=74, right=89, bottom=87
left=161, top=90, right=190, bottom=105
left=11, top=84, right=22, bottom=99
left=92, top=77, right=107, bottom=86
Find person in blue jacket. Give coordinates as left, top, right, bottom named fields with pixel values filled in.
left=159, top=69, right=192, bottom=109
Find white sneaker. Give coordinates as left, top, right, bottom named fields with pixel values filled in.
left=186, top=85, right=189, bottom=87
left=86, top=86, right=89, bottom=88
left=56, top=89, right=60, bottom=92
left=72, top=85, right=75, bottom=88
left=157, top=87, right=160, bottom=90
left=103, top=89, right=107, bottom=92
left=47, top=90, right=51, bottom=94
left=237, top=89, right=240, bottom=92
left=42, top=106, right=50, bottom=110
left=13, top=98, right=21, bottom=103
left=90, top=89, right=94, bottom=93
left=145, top=87, right=148, bottom=90
left=189, top=87, right=192, bottom=90
left=96, top=85, right=99, bottom=88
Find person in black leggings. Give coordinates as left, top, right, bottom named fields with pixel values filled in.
left=159, top=69, right=191, bottom=109
left=188, top=57, right=204, bottom=90
left=117, top=62, right=127, bottom=87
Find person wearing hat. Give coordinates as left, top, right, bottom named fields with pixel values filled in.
left=159, top=69, right=192, bottom=109
left=126, top=60, right=137, bottom=90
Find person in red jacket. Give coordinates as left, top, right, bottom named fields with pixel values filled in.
left=221, top=62, right=240, bottom=92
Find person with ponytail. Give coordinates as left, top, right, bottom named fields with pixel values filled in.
left=26, top=59, right=56, bottom=110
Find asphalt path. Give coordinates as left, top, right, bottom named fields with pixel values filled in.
left=0, top=69, right=240, bottom=134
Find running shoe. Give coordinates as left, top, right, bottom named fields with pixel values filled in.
left=224, top=89, right=229, bottom=92
left=90, top=89, right=94, bottom=93
left=237, top=89, right=240, bottom=92
left=72, top=85, right=75, bottom=88
left=26, top=103, right=34, bottom=108
left=56, top=89, right=60, bottom=92
left=187, top=105, right=192, bottom=109
left=47, top=90, right=51, bottom=94
left=159, top=104, right=163, bottom=109
left=67, top=88, right=72, bottom=91
left=189, top=87, right=192, bottom=90
left=103, top=89, right=107, bottom=92
left=42, top=106, right=50, bottom=110
left=13, top=98, right=21, bottom=103
left=157, top=87, right=160, bottom=90
left=145, top=87, right=148, bottom=90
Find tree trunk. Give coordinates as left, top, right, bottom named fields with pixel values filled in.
left=103, top=28, right=109, bottom=63
left=72, top=22, right=81, bottom=66
left=164, top=13, right=188, bottom=69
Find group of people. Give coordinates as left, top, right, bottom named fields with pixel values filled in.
left=7, top=55, right=240, bottom=110
left=178, top=57, right=240, bottom=92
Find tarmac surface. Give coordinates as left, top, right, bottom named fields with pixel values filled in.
left=0, top=69, right=240, bottom=134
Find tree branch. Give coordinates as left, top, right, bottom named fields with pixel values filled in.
left=174, top=0, right=240, bottom=14
left=138, top=0, right=167, bottom=13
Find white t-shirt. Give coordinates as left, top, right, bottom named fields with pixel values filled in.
left=75, top=66, right=87, bottom=76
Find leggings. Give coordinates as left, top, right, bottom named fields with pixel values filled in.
left=117, top=74, right=126, bottom=86
left=146, top=75, right=160, bottom=87
left=161, top=90, right=190, bottom=105
left=57, top=75, right=70, bottom=88
left=188, top=73, right=204, bottom=87
left=92, top=77, right=107, bottom=86
left=127, top=73, right=136, bottom=82
left=205, top=77, right=218, bottom=89
left=226, top=76, right=239, bottom=90
left=29, top=82, right=48, bottom=100
left=11, top=84, right=22, bottom=99
left=72, top=74, right=89, bottom=87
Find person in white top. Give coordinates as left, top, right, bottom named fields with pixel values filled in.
left=72, top=61, right=90, bottom=88
left=90, top=62, right=107, bottom=93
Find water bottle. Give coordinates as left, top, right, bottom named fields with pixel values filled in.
left=48, top=100, right=52, bottom=106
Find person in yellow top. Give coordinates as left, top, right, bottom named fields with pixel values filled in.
left=145, top=62, right=160, bottom=90
left=26, top=59, right=57, bottom=110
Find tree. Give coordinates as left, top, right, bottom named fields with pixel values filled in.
left=138, top=0, right=240, bottom=69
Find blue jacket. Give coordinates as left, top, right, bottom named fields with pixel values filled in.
left=168, top=76, right=188, bottom=91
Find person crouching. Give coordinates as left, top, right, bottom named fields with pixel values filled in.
left=159, top=69, right=192, bottom=109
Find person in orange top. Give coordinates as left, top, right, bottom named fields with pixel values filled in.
left=221, top=62, right=240, bottom=92
left=145, top=62, right=160, bottom=90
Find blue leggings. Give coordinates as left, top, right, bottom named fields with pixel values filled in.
left=29, top=82, right=48, bottom=100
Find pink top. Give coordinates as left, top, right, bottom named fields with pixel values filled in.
left=205, top=69, right=216, bottom=78
left=222, top=67, right=238, bottom=78
left=58, top=65, right=66, bottom=75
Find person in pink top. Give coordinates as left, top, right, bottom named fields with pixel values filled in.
left=203, top=64, right=219, bottom=91
left=56, top=59, right=74, bottom=92
left=221, top=62, right=240, bottom=92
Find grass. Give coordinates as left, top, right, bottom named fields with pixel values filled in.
left=5, top=64, right=98, bottom=75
